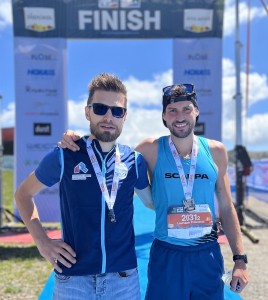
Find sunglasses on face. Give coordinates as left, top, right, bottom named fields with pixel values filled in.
left=163, top=84, right=195, bottom=96
left=88, top=103, right=127, bottom=118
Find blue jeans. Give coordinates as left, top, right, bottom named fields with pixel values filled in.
left=53, top=268, right=140, bottom=300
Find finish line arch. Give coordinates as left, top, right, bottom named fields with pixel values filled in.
left=12, top=0, right=224, bottom=221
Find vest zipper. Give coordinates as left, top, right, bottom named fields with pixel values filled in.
left=93, top=144, right=115, bottom=274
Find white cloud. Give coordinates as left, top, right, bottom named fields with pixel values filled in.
left=223, top=112, right=268, bottom=150
left=222, top=57, right=268, bottom=115
left=2, top=65, right=268, bottom=150
left=224, top=0, right=267, bottom=36
left=222, top=57, right=268, bottom=146
left=65, top=64, right=268, bottom=150
left=68, top=99, right=88, bottom=131
left=2, top=62, right=268, bottom=151
left=120, top=107, right=169, bottom=147
left=125, top=70, right=172, bottom=107
left=2, top=102, right=15, bottom=127
left=0, top=0, right=12, bottom=29
left=245, top=113, right=268, bottom=145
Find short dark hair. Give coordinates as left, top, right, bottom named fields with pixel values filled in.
left=87, top=73, right=127, bottom=106
left=162, top=84, right=198, bottom=113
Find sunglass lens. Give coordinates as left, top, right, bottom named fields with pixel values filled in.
left=93, top=103, right=108, bottom=115
left=163, top=84, right=194, bottom=95
left=92, top=103, right=126, bottom=118
left=182, top=84, right=194, bottom=93
left=112, top=107, right=125, bottom=118
left=163, top=86, right=173, bottom=96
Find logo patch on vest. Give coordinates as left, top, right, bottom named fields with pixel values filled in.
left=72, top=162, right=91, bottom=180
left=74, top=162, right=88, bottom=173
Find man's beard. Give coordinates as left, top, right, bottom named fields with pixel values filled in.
left=168, top=121, right=195, bottom=139
left=90, top=122, right=121, bottom=142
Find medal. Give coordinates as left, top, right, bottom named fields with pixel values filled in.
left=183, top=198, right=195, bottom=211
left=108, top=209, right=116, bottom=223
left=169, top=136, right=198, bottom=210
left=86, top=139, right=123, bottom=224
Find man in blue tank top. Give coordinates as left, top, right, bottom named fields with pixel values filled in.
left=59, top=83, right=249, bottom=300
left=135, top=83, right=249, bottom=300
left=15, top=73, right=154, bottom=300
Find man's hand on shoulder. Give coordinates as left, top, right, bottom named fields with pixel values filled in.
left=58, top=130, right=81, bottom=152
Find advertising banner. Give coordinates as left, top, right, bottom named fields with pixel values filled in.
left=173, top=38, right=222, bottom=140
left=13, top=37, right=67, bottom=221
left=172, top=0, right=224, bottom=141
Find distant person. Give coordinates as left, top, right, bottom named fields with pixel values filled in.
left=15, top=73, right=153, bottom=300
left=60, top=83, right=249, bottom=300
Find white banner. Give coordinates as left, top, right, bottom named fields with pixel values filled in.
left=247, top=159, right=268, bottom=203
left=247, top=159, right=268, bottom=191
left=228, top=160, right=268, bottom=204
left=14, top=37, right=68, bottom=222
left=173, top=38, right=222, bottom=141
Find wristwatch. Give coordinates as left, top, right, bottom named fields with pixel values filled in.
left=233, top=254, right=248, bottom=264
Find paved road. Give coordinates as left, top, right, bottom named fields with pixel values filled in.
left=221, top=196, right=268, bottom=300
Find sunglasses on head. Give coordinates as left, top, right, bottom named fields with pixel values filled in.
left=88, top=103, right=127, bottom=118
left=163, top=84, right=195, bottom=96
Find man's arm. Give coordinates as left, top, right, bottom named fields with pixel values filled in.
left=15, top=172, right=76, bottom=273
left=59, top=131, right=159, bottom=179
left=135, top=137, right=158, bottom=181
left=135, top=186, right=154, bottom=210
left=210, top=140, right=249, bottom=292
left=58, top=130, right=81, bottom=151
left=59, top=132, right=157, bottom=210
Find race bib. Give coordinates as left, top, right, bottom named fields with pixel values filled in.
left=167, top=204, right=213, bottom=239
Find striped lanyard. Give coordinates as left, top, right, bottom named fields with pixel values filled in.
left=168, top=136, right=198, bottom=200
left=86, top=138, right=121, bottom=222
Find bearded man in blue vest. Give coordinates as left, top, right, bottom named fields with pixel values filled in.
left=15, top=73, right=153, bottom=300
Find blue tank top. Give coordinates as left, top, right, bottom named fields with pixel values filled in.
left=152, top=135, right=218, bottom=246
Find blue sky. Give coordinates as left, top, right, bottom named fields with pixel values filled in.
left=0, top=0, right=268, bottom=151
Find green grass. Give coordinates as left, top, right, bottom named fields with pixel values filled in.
left=0, top=245, right=52, bottom=299
left=0, top=171, right=53, bottom=299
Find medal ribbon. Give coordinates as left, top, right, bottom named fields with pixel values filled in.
left=168, top=136, right=198, bottom=200
left=86, top=138, right=120, bottom=215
